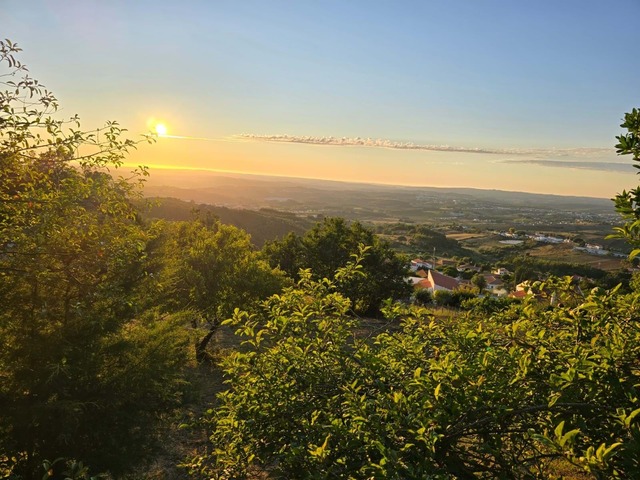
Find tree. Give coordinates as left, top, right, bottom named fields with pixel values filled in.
left=414, top=288, right=433, bottom=306
left=262, top=217, right=410, bottom=315
left=149, top=219, right=286, bottom=362
left=441, top=265, right=458, bottom=277
left=0, top=40, right=190, bottom=478
left=610, top=107, right=640, bottom=257
left=432, top=289, right=453, bottom=307
left=471, top=272, right=487, bottom=291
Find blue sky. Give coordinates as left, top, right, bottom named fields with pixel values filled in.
left=3, top=0, right=640, bottom=196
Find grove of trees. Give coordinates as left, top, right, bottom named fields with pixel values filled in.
left=262, top=218, right=411, bottom=316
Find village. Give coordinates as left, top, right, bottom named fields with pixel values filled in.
left=405, top=228, right=636, bottom=306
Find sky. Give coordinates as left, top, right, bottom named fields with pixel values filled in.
left=3, top=0, right=640, bottom=198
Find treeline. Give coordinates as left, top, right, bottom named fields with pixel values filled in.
left=505, top=256, right=631, bottom=290
left=140, top=197, right=314, bottom=247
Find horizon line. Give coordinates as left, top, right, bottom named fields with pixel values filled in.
left=125, top=163, right=617, bottom=201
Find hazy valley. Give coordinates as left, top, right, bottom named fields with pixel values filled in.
left=143, top=169, right=627, bottom=254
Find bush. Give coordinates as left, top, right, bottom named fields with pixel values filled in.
left=190, top=261, right=640, bottom=479
left=414, top=288, right=433, bottom=305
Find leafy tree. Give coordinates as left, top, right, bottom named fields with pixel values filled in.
left=471, top=273, right=487, bottom=291
left=433, top=289, right=454, bottom=307
left=192, top=261, right=640, bottom=479
left=0, top=40, right=190, bottom=478
left=441, top=265, right=458, bottom=277
left=149, top=219, right=286, bottom=362
left=261, top=231, right=306, bottom=277
left=610, top=107, right=640, bottom=257
left=414, top=288, right=433, bottom=306
left=460, top=294, right=519, bottom=314
left=263, top=217, right=410, bottom=315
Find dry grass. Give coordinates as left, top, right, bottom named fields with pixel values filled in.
left=446, top=232, right=490, bottom=241
left=528, top=244, right=625, bottom=271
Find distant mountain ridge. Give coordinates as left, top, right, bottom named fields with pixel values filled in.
left=142, top=169, right=616, bottom=225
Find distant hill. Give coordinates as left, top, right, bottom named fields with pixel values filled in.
left=140, top=197, right=313, bottom=247
left=142, top=169, right=619, bottom=227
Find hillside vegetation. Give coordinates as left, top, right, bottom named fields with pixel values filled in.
left=140, top=197, right=313, bottom=247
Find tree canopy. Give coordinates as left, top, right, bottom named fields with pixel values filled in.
left=191, top=268, right=640, bottom=479
left=610, top=108, right=640, bottom=257
left=0, top=39, right=190, bottom=479
left=262, top=217, right=411, bottom=315
left=147, top=218, right=286, bottom=362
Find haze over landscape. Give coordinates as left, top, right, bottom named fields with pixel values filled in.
left=5, top=0, right=640, bottom=197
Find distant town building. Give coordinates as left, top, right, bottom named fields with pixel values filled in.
left=410, top=258, right=433, bottom=271
left=416, top=269, right=460, bottom=293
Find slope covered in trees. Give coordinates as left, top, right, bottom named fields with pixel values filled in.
left=140, top=196, right=313, bottom=247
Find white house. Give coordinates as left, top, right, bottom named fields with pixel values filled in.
left=410, top=258, right=433, bottom=271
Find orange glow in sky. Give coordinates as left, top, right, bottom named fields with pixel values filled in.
left=6, top=2, right=639, bottom=199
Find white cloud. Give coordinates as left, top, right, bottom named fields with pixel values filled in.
left=501, top=159, right=632, bottom=172
left=236, top=133, right=613, bottom=157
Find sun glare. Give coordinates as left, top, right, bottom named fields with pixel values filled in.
left=155, top=123, right=168, bottom=136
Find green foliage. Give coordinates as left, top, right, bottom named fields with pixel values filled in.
left=140, top=197, right=312, bottom=247
left=394, top=224, right=476, bottom=259
left=262, top=217, right=410, bottom=315
left=0, top=40, right=189, bottom=478
left=192, top=259, right=640, bottom=479
left=433, top=289, right=454, bottom=307
left=460, top=295, right=519, bottom=314
left=414, top=288, right=433, bottom=306
left=147, top=219, right=286, bottom=361
left=432, top=288, right=476, bottom=308
left=507, top=256, right=609, bottom=283
left=609, top=108, right=640, bottom=258
left=41, top=458, right=105, bottom=480
left=471, top=273, right=487, bottom=291
left=441, top=265, right=458, bottom=277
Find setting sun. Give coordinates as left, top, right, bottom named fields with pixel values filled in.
left=155, top=123, right=167, bottom=136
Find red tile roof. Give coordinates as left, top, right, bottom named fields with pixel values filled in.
left=509, top=290, right=528, bottom=299
left=429, top=270, right=460, bottom=291
left=416, top=278, right=433, bottom=289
